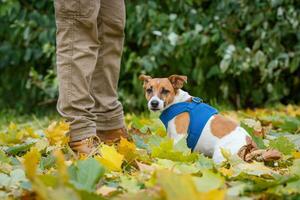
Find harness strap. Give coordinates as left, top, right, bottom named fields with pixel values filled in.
left=160, top=102, right=197, bottom=129
left=160, top=97, right=218, bottom=151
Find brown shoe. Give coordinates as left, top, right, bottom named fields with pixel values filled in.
left=69, top=136, right=100, bottom=154
left=96, top=127, right=129, bottom=144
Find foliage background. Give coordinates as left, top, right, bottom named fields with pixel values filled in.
left=0, top=0, right=300, bottom=112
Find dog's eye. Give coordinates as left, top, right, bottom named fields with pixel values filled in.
left=161, top=89, right=170, bottom=95
left=146, top=88, right=152, bottom=94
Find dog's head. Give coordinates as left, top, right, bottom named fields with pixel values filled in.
left=139, top=74, right=187, bottom=112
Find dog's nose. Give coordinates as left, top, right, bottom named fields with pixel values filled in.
left=151, top=100, right=159, bottom=107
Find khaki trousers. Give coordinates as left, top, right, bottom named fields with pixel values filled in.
left=54, top=0, right=125, bottom=142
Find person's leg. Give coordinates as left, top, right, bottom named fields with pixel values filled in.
left=54, top=0, right=100, bottom=143
left=91, top=0, right=126, bottom=136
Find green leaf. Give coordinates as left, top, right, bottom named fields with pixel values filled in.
left=155, top=159, right=200, bottom=174
left=40, top=154, right=56, bottom=170
left=269, top=136, right=295, bottom=155
left=156, top=170, right=200, bottom=200
left=10, top=169, right=27, bottom=186
left=193, top=170, right=224, bottom=192
left=277, top=117, right=300, bottom=133
left=119, top=176, right=140, bottom=193
left=173, top=136, right=190, bottom=154
left=290, top=159, right=300, bottom=176
left=68, top=158, right=105, bottom=192
left=77, top=190, right=106, bottom=200
left=6, top=141, right=35, bottom=155
left=0, top=173, right=10, bottom=188
left=131, top=135, right=149, bottom=150
left=151, top=137, right=198, bottom=162
left=38, top=174, right=58, bottom=187
left=0, top=150, right=10, bottom=163
left=241, top=122, right=266, bottom=149
left=196, top=154, right=214, bottom=170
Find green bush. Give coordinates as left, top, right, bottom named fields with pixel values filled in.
left=0, top=0, right=56, bottom=111
left=0, top=0, right=300, bottom=112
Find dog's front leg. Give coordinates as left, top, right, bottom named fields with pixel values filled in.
left=167, top=113, right=189, bottom=143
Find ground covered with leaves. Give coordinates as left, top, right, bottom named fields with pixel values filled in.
left=1, top=105, right=300, bottom=200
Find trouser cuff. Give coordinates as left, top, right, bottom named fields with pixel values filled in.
left=96, top=114, right=125, bottom=131
left=68, top=126, right=96, bottom=142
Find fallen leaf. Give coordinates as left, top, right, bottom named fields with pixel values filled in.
left=44, top=121, right=69, bottom=146
left=193, top=170, right=224, bottom=192
left=96, top=185, right=117, bottom=196
left=233, top=161, right=276, bottom=176
left=156, top=169, right=226, bottom=200
left=95, top=144, right=124, bottom=172
left=53, top=150, right=68, bottom=183
left=292, top=151, right=300, bottom=159
left=118, top=137, right=137, bottom=161
left=136, top=161, right=155, bottom=172
left=22, top=147, right=41, bottom=179
left=219, top=167, right=233, bottom=177
left=68, top=158, right=105, bottom=192
left=119, top=175, right=140, bottom=193
left=269, top=136, right=295, bottom=155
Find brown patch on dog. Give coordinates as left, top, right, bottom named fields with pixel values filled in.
left=175, top=112, right=190, bottom=134
left=168, top=75, right=187, bottom=90
left=139, top=75, right=152, bottom=88
left=210, top=115, right=238, bottom=138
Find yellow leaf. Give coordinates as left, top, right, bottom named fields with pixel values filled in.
left=96, top=185, right=117, bottom=196
left=292, top=151, right=300, bottom=159
left=78, top=153, right=88, bottom=160
left=118, top=137, right=137, bottom=161
left=44, top=121, right=69, bottom=146
left=95, top=144, right=124, bottom=172
left=35, top=138, right=49, bottom=151
left=26, top=127, right=40, bottom=138
left=156, top=170, right=226, bottom=200
left=156, top=126, right=167, bottom=137
left=16, top=131, right=24, bottom=140
left=53, top=150, right=69, bottom=183
left=219, top=167, right=233, bottom=177
left=199, top=189, right=225, bottom=200
left=220, top=148, right=232, bottom=161
left=23, top=147, right=41, bottom=179
left=8, top=122, right=17, bottom=131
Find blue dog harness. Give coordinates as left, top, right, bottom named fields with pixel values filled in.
left=159, top=97, right=218, bottom=151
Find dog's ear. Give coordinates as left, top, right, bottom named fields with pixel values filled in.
left=168, top=75, right=187, bottom=89
left=139, top=74, right=152, bottom=87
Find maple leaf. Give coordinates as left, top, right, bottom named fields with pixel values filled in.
left=233, top=161, right=276, bottom=177
left=155, top=169, right=225, bottom=200
left=193, top=170, right=225, bottom=192
left=151, top=137, right=198, bottom=162
left=95, top=144, right=124, bottom=172
left=118, top=137, right=137, bottom=161
left=44, top=121, right=69, bottom=146
left=119, top=175, right=141, bottom=193
left=68, top=158, right=105, bottom=192
left=153, top=159, right=200, bottom=174
left=269, top=136, right=295, bottom=155
left=292, top=151, right=300, bottom=159
left=22, top=147, right=41, bottom=179
left=219, top=167, right=233, bottom=177
left=53, top=150, right=69, bottom=183
left=0, top=123, right=39, bottom=145
left=96, top=185, right=117, bottom=196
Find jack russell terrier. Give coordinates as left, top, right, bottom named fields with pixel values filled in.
left=139, top=74, right=281, bottom=164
